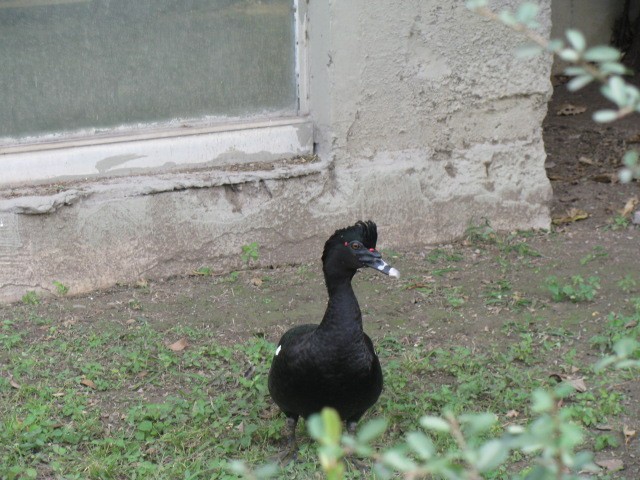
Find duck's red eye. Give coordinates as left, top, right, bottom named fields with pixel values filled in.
left=369, top=248, right=375, bottom=252
left=344, top=242, right=349, bottom=246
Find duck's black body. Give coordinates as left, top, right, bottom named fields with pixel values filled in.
left=268, top=220, right=399, bottom=458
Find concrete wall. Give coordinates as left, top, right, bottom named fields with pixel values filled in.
left=0, top=0, right=553, bottom=302
left=551, top=0, right=627, bottom=74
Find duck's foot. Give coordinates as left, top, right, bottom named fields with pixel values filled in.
left=275, top=443, right=298, bottom=465
left=272, top=416, right=298, bottom=465
left=345, top=421, right=371, bottom=473
left=346, top=455, right=370, bottom=473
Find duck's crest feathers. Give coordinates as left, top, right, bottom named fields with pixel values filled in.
left=322, top=220, right=378, bottom=263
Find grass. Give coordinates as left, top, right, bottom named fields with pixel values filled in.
left=0, top=307, right=630, bottom=479
left=0, top=222, right=635, bottom=479
left=545, top=275, right=601, bottom=302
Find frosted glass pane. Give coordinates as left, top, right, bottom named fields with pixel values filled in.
left=0, top=0, right=296, bottom=139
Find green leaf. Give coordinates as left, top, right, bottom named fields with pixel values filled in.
left=616, top=359, right=640, bottom=369
left=584, top=45, right=621, bottom=63
left=460, top=412, right=497, bottom=435
left=406, top=431, right=435, bottom=460
left=565, top=29, right=586, bottom=52
left=623, top=149, right=639, bottom=167
left=567, top=75, right=593, bottom=92
left=547, top=39, right=564, bottom=52
left=516, top=44, right=543, bottom=58
left=515, top=3, right=539, bottom=26
left=466, top=0, right=488, bottom=9
left=600, top=62, right=630, bottom=75
left=321, top=407, right=342, bottom=444
left=558, top=48, right=579, bottom=62
left=307, top=413, right=324, bottom=440
left=613, top=337, right=639, bottom=356
left=475, top=439, right=510, bottom=472
left=382, top=448, right=417, bottom=472
left=618, top=168, right=634, bottom=184
left=498, top=10, right=517, bottom=26
left=356, top=418, right=388, bottom=443
left=420, top=415, right=451, bottom=432
left=601, top=76, right=628, bottom=106
left=254, top=463, right=280, bottom=478
left=531, top=389, right=554, bottom=413
left=559, top=422, right=584, bottom=449
left=563, top=66, right=587, bottom=76
left=592, top=109, right=619, bottom=123
left=138, top=420, right=153, bottom=432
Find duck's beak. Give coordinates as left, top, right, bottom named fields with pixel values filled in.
left=357, top=249, right=400, bottom=279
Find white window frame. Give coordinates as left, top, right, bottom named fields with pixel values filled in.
left=0, top=0, right=311, bottom=188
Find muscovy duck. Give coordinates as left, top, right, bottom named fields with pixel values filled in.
left=268, top=220, right=400, bottom=460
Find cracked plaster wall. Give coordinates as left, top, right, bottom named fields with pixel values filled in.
left=0, top=0, right=553, bottom=302
left=308, top=0, right=553, bottom=246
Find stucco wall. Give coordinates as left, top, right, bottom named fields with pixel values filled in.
left=551, top=0, right=626, bottom=74
left=308, top=0, right=553, bottom=245
left=0, top=0, right=553, bottom=302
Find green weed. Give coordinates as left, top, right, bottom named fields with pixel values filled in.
left=580, top=246, right=608, bottom=265
left=241, top=242, right=260, bottom=264
left=590, top=300, right=640, bottom=354
left=464, top=218, right=497, bottom=245
left=21, top=291, right=39, bottom=305
left=594, top=433, right=620, bottom=451
left=617, top=274, right=637, bottom=293
left=545, top=275, right=600, bottom=302
left=609, top=214, right=631, bottom=230
left=194, top=266, right=213, bottom=276
left=53, top=281, right=69, bottom=296
left=432, top=267, right=459, bottom=277
left=444, top=287, right=465, bottom=308
left=426, top=248, right=463, bottom=263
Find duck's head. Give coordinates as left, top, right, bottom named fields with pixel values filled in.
left=322, top=220, right=400, bottom=279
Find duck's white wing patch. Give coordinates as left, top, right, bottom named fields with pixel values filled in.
left=275, top=345, right=282, bottom=356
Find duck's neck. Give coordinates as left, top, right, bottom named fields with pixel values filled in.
left=318, top=272, right=363, bottom=337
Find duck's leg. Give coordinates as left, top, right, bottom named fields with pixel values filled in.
left=276, top=415, right=299, bottom=464
left=346, top=421, right=370, bottom=472
left=347, top=421, right=358, bottom=436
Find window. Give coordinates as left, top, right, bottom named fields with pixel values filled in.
left=0, top=0, right=311, bottom=186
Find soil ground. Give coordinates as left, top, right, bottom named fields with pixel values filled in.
left=1, top=80, right=640, bottom=478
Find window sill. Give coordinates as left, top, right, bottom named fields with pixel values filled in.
left=0, top=153, right=325, bottom=215
left=1, top=117, right=313, bottom=188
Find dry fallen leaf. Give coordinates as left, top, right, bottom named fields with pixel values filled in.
left=624, top=320, right=639, bottom=329
left=578, top=156, right=595, bottom=165
left=168, top=338, right=188, bottom=352
left=549, top=373, right=587, bottom=393
left=596, top=458, right=624, bottom=472
left=506, top=410, right=519, bottom=419
left=620, top=196, right=639, bottom=218
left=250, top=277, right=263, bottom=287
left=626, top=132, right=640, bottom=143
left=10, top=376, right=20, bottom=389
left=595, top=424, right=612, bottom=431
left=80, top=378, right=97, bottom=389
left=591, top=173, right=618, bottom=184
left=568, top=377, right=587, bottom=392
left=557, top=103, right=587, bottom=116
left=623, top=425, right=636, bottom=445
left=552, top=208, right=589, bottom=225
